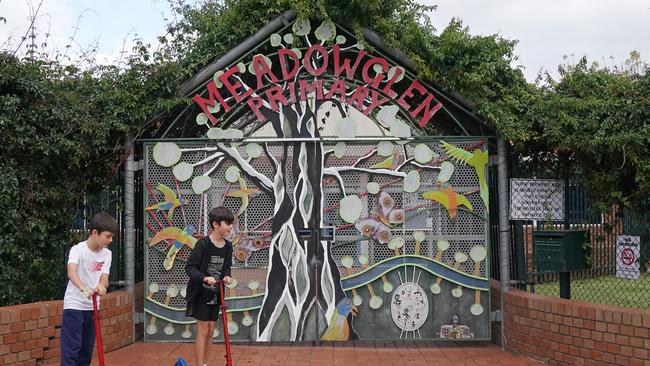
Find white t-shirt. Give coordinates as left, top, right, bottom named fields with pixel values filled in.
left=63, top=241, right=112, bottom=310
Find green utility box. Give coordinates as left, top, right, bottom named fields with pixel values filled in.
left=533, top=230, right=590, bottom=273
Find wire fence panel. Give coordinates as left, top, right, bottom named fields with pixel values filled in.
left=508, top=178, right=650, bottom=310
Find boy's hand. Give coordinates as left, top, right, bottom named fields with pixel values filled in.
left=204, top=276, right=217, bottom=286
left=80, top=286, right=93, bottom=299
left=94, top=284, right=107, bottom=296
left=223, top=276, right=233, bottom=285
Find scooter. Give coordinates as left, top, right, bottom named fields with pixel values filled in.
left=91, top=293, right=105, bottom=366
left=215, top=280, right=233, bottom=366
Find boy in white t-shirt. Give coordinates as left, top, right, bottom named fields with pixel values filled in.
left=60, top=212, right=118, bottom=366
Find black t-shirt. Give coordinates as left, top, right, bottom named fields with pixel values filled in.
left=185, top=237, right=233, bottom=305
left=198, top=242, right=230, bottom=303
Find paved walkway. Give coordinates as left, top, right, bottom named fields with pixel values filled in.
left=71, top=341, right=545, bottom=366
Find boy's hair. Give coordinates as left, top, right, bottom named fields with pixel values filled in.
left=208, top=207, right=234, bottom=229
left=89, top=212, right=119, bottom=235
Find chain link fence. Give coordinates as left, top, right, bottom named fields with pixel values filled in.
left=506, top=178, right=650, bottom=309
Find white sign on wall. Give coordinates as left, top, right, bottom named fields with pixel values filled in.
left=510, top=179, right=565, bottom=221
left=616, top=235, right=641, bottom=280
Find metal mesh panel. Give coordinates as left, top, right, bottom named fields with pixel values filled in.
left=144, top=138, right=490, bottom=341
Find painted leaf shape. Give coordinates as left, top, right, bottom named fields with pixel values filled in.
left=369, top=296, right=383, bottom=309
left=153, top=142, right=181, bottom=167
left=387, top=66, right=405, bottom=82
left=341, top=255, right=354, bottom=268
left=403, top=170, right=420, bottom=193
left=437, top=161, right=455, bottom=183
left=335, top=35, right=346, bottom=44
left=358, top=253, right=369, bottom=265
left=225, top=166, right=241, bottom=183
left=437, top=240, right=450, bottom=251
left=270, top=33, right=282, bottom=47
left=413, top=230, right=426, bottom=242
left=387, top=236, right=405, bottom=250
left=223, top=129, right=244, bottom=140
left=414, top=144, right=434, bottom=163
left=315, top=20, right=336, bottom=40
left=454, top=252, right=469, bottom=263
left=206, top=127, right=224, bottom=140
left=334, top=142, right=346, bottom=158
left=207, top=103, right=220, bottom=114
left=366, top=182, right=380, bottom=195
left=339, top=195, right=363, bottom=224
left=471, top=303, right=484, bottom=316
left=470, top=246, right=487, bottom=262
left=292, top=19, right=311, bottom=36
left=390, top=121, right=411, bottom=139
left=377, top=141, right=393, bottom=157
left=245, top=143, right=263, bottom=159
left=213, top=70, right=224, bottom=88
left=283, top=33, right=294, bottom=44
left=172, top=162, right=193, bottom=182
left=377, top=105, right=398, bottom=127
left=196, top=113, right=208, bottom=125
left=191, top=176, right=212, bottom=194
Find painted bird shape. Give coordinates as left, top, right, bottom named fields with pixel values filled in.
left=369, top=155, right=397, bottom=170
left=149, top=225, right=197, bottom=270
left=225, top=177, right=258, bottom=216
left=320, top=297, right=358, bottom=341
left=146, top=183, right=189, bottom=220
left=440, top=140, right=489, bottom=212
left=422, top=183, right=474, bottom=220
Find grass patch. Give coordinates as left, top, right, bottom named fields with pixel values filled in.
left=532, top=273, right=650, bottom=309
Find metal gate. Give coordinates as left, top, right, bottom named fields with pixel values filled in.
left=143, top=137, right=490, bottom=342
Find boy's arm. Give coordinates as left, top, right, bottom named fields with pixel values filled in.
left=67, top=263, right=93, bottom=298
left=185, top=241, right=207, bottom=283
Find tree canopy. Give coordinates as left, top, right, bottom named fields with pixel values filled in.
left=0, top=0, right=648, bottom=305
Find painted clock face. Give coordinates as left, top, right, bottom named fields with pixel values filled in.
left=391, top=282, right=429, bottom=331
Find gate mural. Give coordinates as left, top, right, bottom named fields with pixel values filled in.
left=143, top=18, right=490, bottom=342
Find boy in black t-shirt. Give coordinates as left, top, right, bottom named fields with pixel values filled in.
left=185, top=207, right=234, bottom=366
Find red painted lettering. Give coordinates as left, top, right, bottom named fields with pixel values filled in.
left=332, top=44, right=367, bottom=80
left=252, top=54, right=279, bottom=89
left=303, top=44, right=329, bottom=77
left=265, top=85, right=289, bottom=111
left=278, top=49, right=300, bottom=81
left=298, top=79, right=324, bottom=100
left=411, top=93, right=443, bottom=128
left=361, top=57, right=388, bottom=88
left=219, top=66, right=253, bottom=103
left=192, top=81, right=231, bottom=126
left=247, top=97, right=266, bottom=122
left=324, top=79, right=347, bottom=103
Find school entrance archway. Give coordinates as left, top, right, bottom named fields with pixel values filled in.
left=142, top=14, right=493, bottom=343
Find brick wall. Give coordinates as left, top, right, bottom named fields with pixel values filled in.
left=0, top=290, right=134, bottom=365
left=492, top=280, right=650, bottom=366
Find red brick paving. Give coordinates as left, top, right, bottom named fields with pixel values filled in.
left=49, top=341, right=545, bottom=365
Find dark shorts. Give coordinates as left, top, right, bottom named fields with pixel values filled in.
left=186, top=301, right=220, bottom=321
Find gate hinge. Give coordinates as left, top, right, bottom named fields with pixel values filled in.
left=491, top=310, right=502, bottom=322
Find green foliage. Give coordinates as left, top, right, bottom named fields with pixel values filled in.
left=1, top=0, right=648, bottom=305
left=0, top=48, right=180, bottom=305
